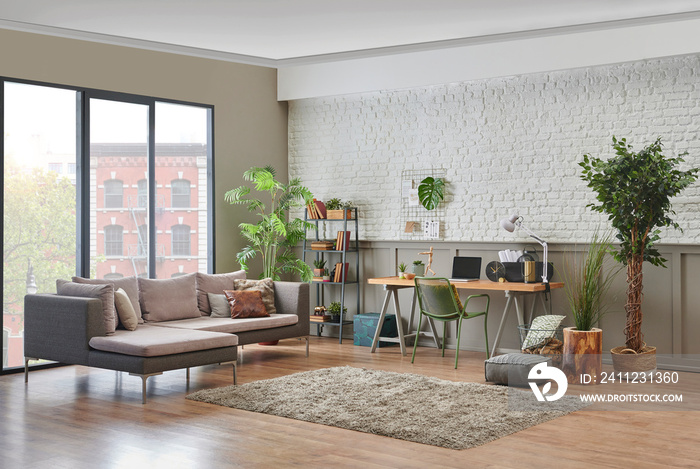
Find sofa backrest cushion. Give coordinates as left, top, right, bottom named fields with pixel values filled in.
left=195, top=270, right=246, bottom=315
left=72, top=276, right=143, bottom=324
left=233, top=278, right=276, bottom=315
left=114, top=288, right=139, bottom=331
left=57, top=279, right=116, bottom=335
left=138, top=273, right=200, bottom=322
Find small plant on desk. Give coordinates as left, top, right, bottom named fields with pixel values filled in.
left=398, top=262, right=408, bottom=279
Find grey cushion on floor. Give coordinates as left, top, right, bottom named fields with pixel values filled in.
left=484, top=353, right=551, bottom=387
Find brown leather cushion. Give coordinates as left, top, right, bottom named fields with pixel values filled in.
left=223, top=289, right=269, bottom=319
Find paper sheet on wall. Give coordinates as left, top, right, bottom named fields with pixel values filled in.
left=408, top=188, right=419, bottom=206
left=423, top=220, right=440, bottom=239
left=402, top=180, right=413, bottom=197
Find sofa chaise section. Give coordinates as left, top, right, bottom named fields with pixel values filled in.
left=24, top=294, right=238, bottom=403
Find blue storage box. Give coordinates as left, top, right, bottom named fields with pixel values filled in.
left=353, top=313, right=398, bottom=347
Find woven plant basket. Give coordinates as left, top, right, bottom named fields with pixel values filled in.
left=610, top=344, right=657, bottom=372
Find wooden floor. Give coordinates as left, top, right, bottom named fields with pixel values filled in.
left=2, top=337, right=700, bottom=468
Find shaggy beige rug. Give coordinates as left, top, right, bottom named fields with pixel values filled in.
left=187, top=366, right=586, bottom=450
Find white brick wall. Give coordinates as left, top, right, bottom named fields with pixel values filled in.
left=289, top=54, right=700, bottom=243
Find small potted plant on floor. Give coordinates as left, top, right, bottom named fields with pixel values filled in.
left=327, top=301, right=347, bottom=323
left=561, top=231, right=619, bottom=384
left=412, top=260, right=425, bottom=276
left=398, top=262, right=408, bottom=279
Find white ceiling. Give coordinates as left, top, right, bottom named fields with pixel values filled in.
left=1, top=0, right=699, bottom=66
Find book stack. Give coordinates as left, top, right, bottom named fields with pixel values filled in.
left=306, top=199, right=327, bottom=219
left=333, top=262, right=349, bottom=282
left=335, top=230, right=351, bottom=251
left=310, top=315, right=332, bottom=323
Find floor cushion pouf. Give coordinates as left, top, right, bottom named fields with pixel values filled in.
left=484, top=353, right=551, bottom=387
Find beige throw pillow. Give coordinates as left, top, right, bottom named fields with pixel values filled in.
left=195, top=271, right=247, bottom=315
left=138, top=273, right=200, bottom=322
left=114, top=288, right=138, bottom=331
left=233, top=278, right=276, bottom=315
left=56, top=279, right=116, bottom=335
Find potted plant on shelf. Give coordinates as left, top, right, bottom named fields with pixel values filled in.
left=327, top=301, right=347, bottom=323
left=561, top=231, right=619, bottom=384
left=580, top=137, right=698, bottom=371
left=224, top=165, right=315, bottom=282
left=313, top=259, right=327, bottom=277
left=325, top=198, right=354, bottom=219
left=322, top=268, right=331, bottom=282
left=412, top=260, right=425, bottom=276
left=398, top=262, right=408, bottom=279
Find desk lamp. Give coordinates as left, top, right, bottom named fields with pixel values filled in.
left=499, top=214, right=549, bottom=285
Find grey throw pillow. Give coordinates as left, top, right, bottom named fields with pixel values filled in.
left=72, top=276, right=143, bottom=324
left=195, top=270, right=247, bottom=315
left=233, top=278, right=276, bottom=315
left=207, top=292, right=232, bottom=318
left=138, top=273, right=200, bottom=322
left=57, top=279, right=116, bottom=335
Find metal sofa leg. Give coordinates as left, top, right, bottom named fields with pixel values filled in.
left=299, top=336, right=309, bottom=357
left=220, top=361, right=237, bottom=385
left=129, top=372, right=162, bottom=404
left=24, top=357, right=36, bottom=383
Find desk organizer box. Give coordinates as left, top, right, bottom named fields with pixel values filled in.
left=503, top=261, right=554, bottom=282
left=353, top=313, right=398, bottom=347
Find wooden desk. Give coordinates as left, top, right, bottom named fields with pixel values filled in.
left=366, top=277, right=564, bottom=356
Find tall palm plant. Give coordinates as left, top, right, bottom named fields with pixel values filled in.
left=224, top=166, right=314, bottom=281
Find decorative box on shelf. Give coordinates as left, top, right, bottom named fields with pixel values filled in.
left=327, top=209, right=353, bottom=220
left=311, top=241, right=335, bottom=250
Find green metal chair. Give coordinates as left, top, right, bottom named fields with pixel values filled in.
left=412, top=277, right=490, bottom=369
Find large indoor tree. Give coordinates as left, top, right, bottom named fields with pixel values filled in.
left=580, top=137, right=698, bottom=352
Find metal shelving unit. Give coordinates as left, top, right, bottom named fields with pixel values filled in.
left=303, top=208, right=360, bottom=343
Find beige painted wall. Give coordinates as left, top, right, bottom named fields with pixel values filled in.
left=0, top=28, right=288, bottom=274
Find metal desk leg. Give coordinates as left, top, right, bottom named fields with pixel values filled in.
left=370, top=288, right=393, bottom=353
left=491, top=293, right=514, bottom=357
left=392, top=288, right=407, bottom=356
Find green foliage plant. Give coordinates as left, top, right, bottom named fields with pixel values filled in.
left=325, top=198, right=342, bottom=210
left=413, top=260, right=424, bottom=266
left=580, top=137, right=698, bottom=351
left=418, top=177, right=445, bottom=210
left=313, top=258, right=327, bottom=270
left=327, top=301, right=347, bottom=318
left=398, top=262, right=407, bottom=272
left=562, top=231, right=620, bottom=331
left=224, top=166, right=315, bottom=282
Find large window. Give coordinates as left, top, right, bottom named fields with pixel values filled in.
left=2, top=78, right=213, bottom=372
left=2, top=81, right=77, bottom=370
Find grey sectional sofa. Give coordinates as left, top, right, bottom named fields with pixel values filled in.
left=23, top=273, right=310, bottom=403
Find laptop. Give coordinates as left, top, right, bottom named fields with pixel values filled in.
left=449, top=257, right=482, bottom=282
